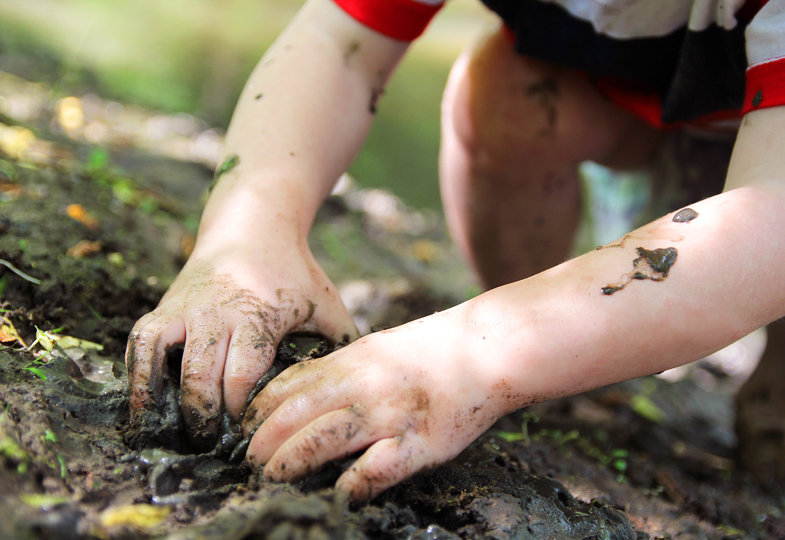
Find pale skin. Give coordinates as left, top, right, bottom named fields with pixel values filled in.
left=127, top=0, right=785, bottom=498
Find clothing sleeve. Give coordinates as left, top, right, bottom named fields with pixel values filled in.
left=743, top=0, right=785, bottom=114
left=332, top=0, right=445, bottom=41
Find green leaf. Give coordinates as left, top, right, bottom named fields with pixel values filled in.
left=630, top=394, right=666, bottom=424
left=214, top=153, right=239, bottom=179
left=23, top=366, right=47, bottom=380
left=56, top=454, right=68, bottom=478
left=56, top=335, right=104, bottom=351
left=20, top=493, right=70, bottom=509
left=493, top=430, right=525, bottom=443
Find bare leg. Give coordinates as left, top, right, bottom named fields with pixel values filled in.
left=439, top=26, right=663, bottom=289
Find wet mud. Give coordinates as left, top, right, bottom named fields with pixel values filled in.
left=672, top=207, right=699, bottom=223
left=1, top=68, right=784, bottom=539
left=602, top=247, right=678, bottom=296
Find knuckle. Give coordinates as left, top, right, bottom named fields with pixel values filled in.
left=225, top=357, right=268, bottom=386
left=130, top=311, right=159, bottom=334
left=180, top=367, right=212, bottom=389
left=224, top=374, right=260, bottom=402
left=259, top=410, right=290, bottom=440
left=293, top=429, right=324, bottom=462
left=187, top=302, right=220, bottom=321
left=127, top=323, right=154, bottom=347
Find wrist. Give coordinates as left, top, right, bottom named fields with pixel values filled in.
left=435, top=296, right=540, bottom=417
left=196, top=171, right=315, bottom=251
left=455, top=279, right=586, bottom=416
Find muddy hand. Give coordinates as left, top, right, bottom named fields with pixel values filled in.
left=241, top=309, right=507, bottom=501
left=126, top=245, right=358, bottom=446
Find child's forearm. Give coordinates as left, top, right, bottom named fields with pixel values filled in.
left=197, top=0, right=408, bottom=246
left=465, top=108, right=785, bottom=412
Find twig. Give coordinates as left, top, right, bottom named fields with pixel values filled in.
left=0, top=258, right=41, bottom=285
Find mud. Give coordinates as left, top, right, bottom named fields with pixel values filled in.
left=1, top=66, right=784, bottom=539
left=343, top=41, right=361, bottom=66
left=369, top=87, right=384, bottom=115
left=209, top=152, right=239, bottom=191
left=526, top=77, right=559, bottom=135
left=672, top=207, right=699, bottom=223
left=602, top=246, right=678, bottom=295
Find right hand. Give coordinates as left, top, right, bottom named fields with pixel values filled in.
left=125, top=236, right=358, bottom=444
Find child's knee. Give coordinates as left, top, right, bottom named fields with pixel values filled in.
left=442, top=26, right=625, bottom=173
left=442, top=28, right=553, bottom=162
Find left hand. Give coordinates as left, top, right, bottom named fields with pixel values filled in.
left=240, top=307, right=509, bottom=500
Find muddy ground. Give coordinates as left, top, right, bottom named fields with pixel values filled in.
left=1, top=68, right=784, bottom=539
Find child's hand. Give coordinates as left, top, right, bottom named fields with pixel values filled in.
left=125, top=237, right=358, bottom=444
left=240, top=307, right=510, bottom=500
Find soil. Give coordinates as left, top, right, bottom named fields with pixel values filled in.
left=1, top=69, right=784, bottom=539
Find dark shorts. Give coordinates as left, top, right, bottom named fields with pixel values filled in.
left=479, top=0, right=755, bottom=129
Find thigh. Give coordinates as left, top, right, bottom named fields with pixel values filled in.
left=443, top=24, right=664, bottom=171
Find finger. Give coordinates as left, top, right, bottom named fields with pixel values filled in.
left=180, top=306, right=230, bottom=442
left=259, top=405, right=385, bottom=480
left=336, top=435, right=428, bottom=501
left=126, top=312, right=185, bottom=410
left=296, top=289, right=359, bottom=345
left=240, top=352, right=345, bottom=435
left=222, top=322, right=278, bottom=420
left=244, top=373, right=358, bottom=462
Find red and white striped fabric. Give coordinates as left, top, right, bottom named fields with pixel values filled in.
left=332, top=0, right=785, bottom=125
left=332, top=0, right=445, bottom=41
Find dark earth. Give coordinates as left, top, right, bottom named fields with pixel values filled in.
left=1, top=57, right=784, bottom=539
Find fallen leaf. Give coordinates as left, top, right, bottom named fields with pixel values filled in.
left=99, top=503, right=170, bottom=530
left=630, top=394, right=666, bottom=424
left=56, top=335, right=103, bottom=351
left=67, top=239, right=102, bottom=258
left=20, top=493, right=70, bottom=510
left=0, top=317, right=25, bottom=346
left=411, top=239, right=440, bottom=263
left=0, top=181, right=22, bottom=201
left=0, top=327, right=16, bottom=344
left=66, top=204, right=99, bottom=229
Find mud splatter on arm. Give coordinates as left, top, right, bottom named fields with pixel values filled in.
left=672, top=207, right=699, bottom=223
left=343, top=40, right=360, bottom=65
left=209, top=153, right=240, bottom=192
left=601, top=246, right=678, bottom=295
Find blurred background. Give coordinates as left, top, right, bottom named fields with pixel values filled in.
left=0, top=0, right=494, bottom=209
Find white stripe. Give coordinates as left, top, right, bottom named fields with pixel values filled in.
left=541, top=0, right=746, bottom=39
left=746, top=0, right=785, bottom=67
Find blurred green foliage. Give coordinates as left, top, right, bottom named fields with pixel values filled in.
left=0, top=0, right=492, bottom=208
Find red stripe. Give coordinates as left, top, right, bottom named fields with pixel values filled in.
left=593, top=76, right=742, bottom=130
left=333, top=0, right=442, bottom=41
left=737, top=0, right=768, bottom=21
left=743, top=57, right=785, bottom=115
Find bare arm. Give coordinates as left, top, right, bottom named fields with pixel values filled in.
left=474, top=106, right=785, bottom=411
left=242, top=106, right=785, bottom=499
left=127, top=0, right=410, bottom=438
left=199, top=0, right=408, bottom=243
